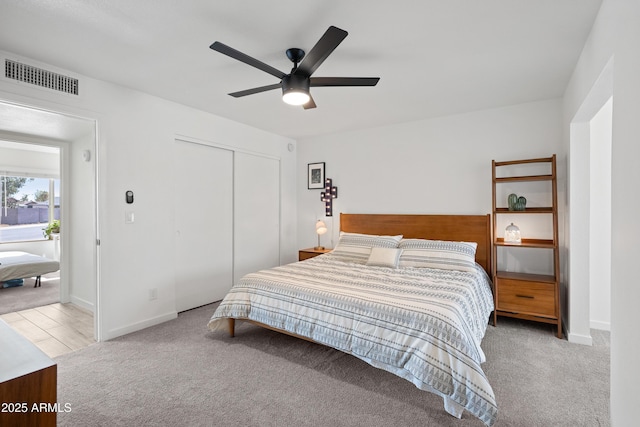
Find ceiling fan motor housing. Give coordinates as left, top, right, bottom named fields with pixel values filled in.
left=282, top=74, right=310, bottom=96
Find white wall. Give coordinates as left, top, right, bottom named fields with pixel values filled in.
left=65, top=132, right=97, bottom=311
left=0, top=50, right=297, bottom=341
left=608, top=1, right=640, bottom=423
left=562, top=0, right=640, bottom=424
left=297, top=99, right=563, bottom=251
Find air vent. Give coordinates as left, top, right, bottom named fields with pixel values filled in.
left=5, top=59, right=78, bottom=95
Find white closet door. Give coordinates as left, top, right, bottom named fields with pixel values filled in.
left=174, top=140, right=233, bottom=312
left=234, top=152, right=280, bottom=283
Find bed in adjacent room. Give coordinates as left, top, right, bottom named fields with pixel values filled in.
left=208, top=213, right=497, bottom=426
left=0, top=251, right=60, bottom=288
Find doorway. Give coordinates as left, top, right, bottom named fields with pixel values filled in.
left=567, top=58, right=613, bottom=344
left=0, top=100, right=99, bottom=351
left=588, top=98, right=612, bottom=331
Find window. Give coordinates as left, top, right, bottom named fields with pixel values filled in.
left=1, top=175, right=60, bottom=243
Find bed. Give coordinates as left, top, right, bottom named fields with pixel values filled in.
left=0, top=251, right=60, bottom=288
left=208, top=213, right=497, bottom=426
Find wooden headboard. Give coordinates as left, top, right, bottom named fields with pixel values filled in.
left=340, top=213, right=492, bottom=276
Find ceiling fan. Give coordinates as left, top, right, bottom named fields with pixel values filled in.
left=210, top=26, right=380, bottom=109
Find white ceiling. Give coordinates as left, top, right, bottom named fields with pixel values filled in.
left=0, top=102, right=95, bottom=142
left=0, top=0, right=602, bottom=140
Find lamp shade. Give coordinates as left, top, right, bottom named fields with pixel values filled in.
left=504, top=222, right=521, bottom=244
left=316, top=220, right=328, bottom=235
left=314, top=220, right=328, bottom=250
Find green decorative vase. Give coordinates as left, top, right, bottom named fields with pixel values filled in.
left=508, top=193, right=518, bottom=211
left=516, top=196, right=527, bottom=211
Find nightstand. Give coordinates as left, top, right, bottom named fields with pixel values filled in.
left=298, top=247, right=332, bottom=261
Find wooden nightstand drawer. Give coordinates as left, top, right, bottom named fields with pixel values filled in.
left=496, top=278, right=556, bottom=317
left=299, top=248, right=331, bottom=261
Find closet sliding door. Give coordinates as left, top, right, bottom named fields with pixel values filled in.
left=233, top=152, right=280, bottom=283
left=174, top=140, right=233, bottom=312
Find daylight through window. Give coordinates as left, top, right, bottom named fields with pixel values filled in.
left=1, top=175, right=60, bottom=243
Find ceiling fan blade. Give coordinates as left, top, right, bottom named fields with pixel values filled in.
left=294, top=26, right=348, bottom=77
left=303, top=95, right=317, bottom=110
left=310, top=77, right=380, bottom=87
left=210, top=41, right=286, bottom=80
left=229, top=83, right=282, bottom=98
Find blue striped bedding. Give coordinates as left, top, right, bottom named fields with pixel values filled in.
left=208, top=253, right=497, bottom=426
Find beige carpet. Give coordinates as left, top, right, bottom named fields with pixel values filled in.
left=55, top=303, right=610, bottom=426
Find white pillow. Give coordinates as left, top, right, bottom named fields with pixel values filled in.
left=366, top=247, right=403, bottom=268
left=398, top=239, right=478, bottom=272
left=332, top=232, right=402, bottom=263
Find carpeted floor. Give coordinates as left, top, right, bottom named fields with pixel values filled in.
left=54, top=303, right=609, bottom=426
left=0, top=272, right=59, bottom=314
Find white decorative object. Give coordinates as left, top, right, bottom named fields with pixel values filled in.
left=504, top=223, right=521, bottom=244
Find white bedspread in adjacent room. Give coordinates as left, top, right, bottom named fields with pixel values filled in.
left=208, top=254, right=497, bottom=426
left=0, top=251, right=60, bottom=282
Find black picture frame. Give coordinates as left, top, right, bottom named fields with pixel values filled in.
left=307, top=162, right=325, bottom=189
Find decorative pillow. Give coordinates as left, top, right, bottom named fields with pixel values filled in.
left=332, top=232, right=403, bottom=263
left=366, top=247, right=403, bottom=268
left=398, top=239, right=478, bottom=272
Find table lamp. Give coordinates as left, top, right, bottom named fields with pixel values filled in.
left=315, top=220, right=328, bottom=250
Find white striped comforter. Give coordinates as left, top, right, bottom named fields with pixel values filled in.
left=208, top=254, right=497, bottom=426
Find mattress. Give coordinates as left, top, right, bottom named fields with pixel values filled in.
left=0, top=251, right=60, bottom=282
left=208, top=253, right=497, bottom=425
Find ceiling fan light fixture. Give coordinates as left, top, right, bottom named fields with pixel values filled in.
left=282, top=74, right=310, bottom=106
left=282, top=90, right=310, bottom=105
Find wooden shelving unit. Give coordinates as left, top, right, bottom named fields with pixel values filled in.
left=491, top=155, right=562, bottom=338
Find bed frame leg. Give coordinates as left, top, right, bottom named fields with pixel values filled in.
left=34, top=276, right=42, bottom=288
left=228, top=318, right=235, bottom=337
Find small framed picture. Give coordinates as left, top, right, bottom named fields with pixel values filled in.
left=307, top=162, right=325, bottom=189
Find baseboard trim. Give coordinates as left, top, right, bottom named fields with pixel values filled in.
left=69, top=295, right=94, bottom=313
left=568, top=331, right=593, bottom=346
left=590, top=320, right=611, bottom=331
left=105, top=311, right=177, bottom=341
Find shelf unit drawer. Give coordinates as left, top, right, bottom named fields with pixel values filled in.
left=496, top=278, right=556, bottom=317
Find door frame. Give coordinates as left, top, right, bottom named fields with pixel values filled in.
left=0, top=99, right=101, bottom=341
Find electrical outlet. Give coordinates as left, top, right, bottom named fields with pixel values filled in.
left=149, top=288, right=158, bottom=301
